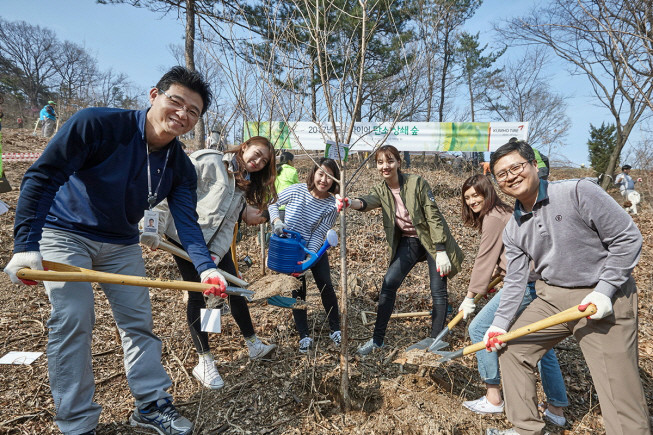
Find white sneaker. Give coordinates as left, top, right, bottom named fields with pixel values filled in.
left=543, top=408, right=566, bottom=427
left=329, top=330, right=341, bottom=347
left=192, top=354, right=224, bottom=390
left=463, top=396, right=504, bottom=414
left=299, top=337, right=313, bottom=354
left=486, top=429, right=518, bottom=435
left=246, top=336, right=277, bottom=360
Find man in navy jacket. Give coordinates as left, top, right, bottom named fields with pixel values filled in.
left=4, top=66, right=224, bottom=435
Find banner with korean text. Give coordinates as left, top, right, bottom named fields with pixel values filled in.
left=244, top=121, right=528, bottom=152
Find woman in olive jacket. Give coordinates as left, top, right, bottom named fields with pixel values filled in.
left=342, top=145, right=463, bottom=355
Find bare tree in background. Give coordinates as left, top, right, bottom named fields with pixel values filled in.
left=483, top=48, right=571, bottom=157
left=501, top=0, right=653, bottom=188
left=0, top=18, right=59, bottom=106
left=54, top=41, right=99, bottom=118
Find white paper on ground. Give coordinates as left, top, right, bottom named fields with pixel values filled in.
left=0, top=351, right=43, bottom=365
left=200, top=308, right=221, bottom=333
left=0, top=200, right=8, bottom=216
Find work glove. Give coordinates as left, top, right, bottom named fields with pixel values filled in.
left=637, top=177, right=642, bottom=183
left=335, top=194, right=350, bottom=212
left=435, top=251, right=451, bottom=276
left=139, top=232, right=160, bottom=250
left=579, top=291, right=613, bottom=319
left=200, top=268, right=227, bottom=298
left=4, top=251, right=43, bottom=285
left=483, top=325, right=507, bottom=352
left=458, top=297, right=476, bottom=320
left=272, top=219, right=287, bottom=236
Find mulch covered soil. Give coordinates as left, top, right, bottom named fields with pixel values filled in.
left=0, top=129, right=651, bottom=434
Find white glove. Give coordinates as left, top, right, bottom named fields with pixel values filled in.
left=200, top=268, right=227, bottom=297
left=140, top=232, right=160, bottom=250
left=4, top=251, right=43, bottom=285
left=579, top=291, right=613, bottom=320
left=435, top=251, right=451, bottom=276
left=483, top=325, right=508, bottom=352
left=335, top=194, right=350, bottom=212
left=458, top=297, right=476, bottom=320
left=273, top=219, right=287, bottom=236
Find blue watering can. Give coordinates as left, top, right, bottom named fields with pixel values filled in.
left=267, top=229, right=339, bottom=274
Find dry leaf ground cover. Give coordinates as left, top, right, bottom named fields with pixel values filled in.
left=0, top=129, right=651, bottom=434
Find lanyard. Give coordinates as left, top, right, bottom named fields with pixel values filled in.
left=146, top=143, right=171, bottom=209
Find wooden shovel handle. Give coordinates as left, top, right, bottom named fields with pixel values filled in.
left=157, top=239, right=249, bottom=288
left=462, top=303, right=597, bottom=357
left=18, top=261, right=253, bottom=299
left=446, top=275, right=504, bottom=331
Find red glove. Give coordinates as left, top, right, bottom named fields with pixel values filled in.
left=335, top=194, right=350, bottom=212
left=200, top=269, right=227, bottom=298
left=483, top=325, right=507, bottom=352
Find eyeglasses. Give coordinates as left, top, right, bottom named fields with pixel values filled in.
left=158, top=89, right=201, bottom=120
left=494, top=161, right=530, bottom=182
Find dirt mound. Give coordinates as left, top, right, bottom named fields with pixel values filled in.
left=0, top=128, right=651, bottom=434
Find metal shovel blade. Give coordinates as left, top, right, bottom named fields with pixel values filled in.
left=427, top=340, right=449, bottom=352
left=435, top=348, right=464, bottom=363
left=266, top=295, right=308, bottom=310
left=405, top=337, right=436, bottom=352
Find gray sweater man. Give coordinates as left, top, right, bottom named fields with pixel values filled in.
left=483, top=140, right=649, bottom=435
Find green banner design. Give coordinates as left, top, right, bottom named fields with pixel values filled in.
left=243, top=121, right=291, bottom=149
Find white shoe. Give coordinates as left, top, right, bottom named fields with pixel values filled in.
left=192, top=354, right=224, bottom=390
left=463, top=396, right=504, bottom=414
left=329, top=330, right=341, bottom=347
left=299, top=337, right=313, bottom=354
left=246, top=336, right=277, bottom=360
left=486, top=429, right=518, bottom=435
left=543, top=408, right=566, bottom=427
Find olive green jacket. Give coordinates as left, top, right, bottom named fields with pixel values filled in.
left=356, top=173, right=464, bottom=278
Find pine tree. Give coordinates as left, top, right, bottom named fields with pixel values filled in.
left=587, top=122, right=617, bottom=178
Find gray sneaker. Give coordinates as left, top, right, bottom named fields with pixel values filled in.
left=129, top=398, right=192, bottom=435
left=299, top=336, right=313, bottom=354
left=357, top=338, right=384, bottom=356
left=329, top=330, right=341, bottom=347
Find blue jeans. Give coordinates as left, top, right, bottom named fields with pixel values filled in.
left=468, top=282, right=569, bottom=407
left=40, top=229, right=173, bottom=434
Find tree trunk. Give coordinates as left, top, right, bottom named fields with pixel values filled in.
left=338, top=167, right=350, bottom=411
left=438, top=27, right=451, bottom=123
left=185, top=0, right=205, bottom=148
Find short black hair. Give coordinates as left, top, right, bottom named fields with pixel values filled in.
left=155, top=66, right=212, bottom=115
left=490, top=138, right=536, bottom=174
left=622, top=164, right=631, bottom=170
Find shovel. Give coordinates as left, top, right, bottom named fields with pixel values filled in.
left=157, top=239, right=249, bottom=288
left=17, top=260, right=255, bottom=301
left=405, top=275, right=504, bottom=352
left=157, top=240, right=302, bottom=310
left=434, top=303, right=597, bottom=363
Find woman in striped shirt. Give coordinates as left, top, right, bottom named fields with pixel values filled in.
left=268, top=158, right=341, bottom=353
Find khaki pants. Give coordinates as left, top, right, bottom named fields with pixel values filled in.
left=498, top=278, right=650, bottom=435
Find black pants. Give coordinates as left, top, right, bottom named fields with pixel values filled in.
left=373, top=237, right=447, bottom=345
left=292, top=254, right=341, bottom=339
left=174, top=251, right=255, bottom=354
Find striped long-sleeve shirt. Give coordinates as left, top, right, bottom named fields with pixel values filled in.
left=268, top=183, right=337, bottom=253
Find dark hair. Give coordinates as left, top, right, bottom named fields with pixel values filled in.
left=622, top=164, right=631, bottom=170
left=155, top=66, right=212, bottom=116
left=228, top=136, right=277, bottom=209
left=489, top=138, right=536, bottom=174
left=461, top=174, right=513, bottom=231
left=307, top=158, right=340, bottom=194
left=277, top=151, right=294, bottom=174
left=375, top=145, right=402, bottom=173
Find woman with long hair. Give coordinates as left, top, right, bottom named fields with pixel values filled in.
left=143, top=136, right=278, bottom=390
left=268, top=158, right=342, bottom=353
left=342, top=145, right=464, bottom=355
left=458, top=174, right=568, bottom=426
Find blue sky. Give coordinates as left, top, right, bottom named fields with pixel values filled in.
left=3, top=0, right=638, bottom=166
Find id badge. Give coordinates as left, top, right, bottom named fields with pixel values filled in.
left=143, top=210, right=159, bottom=233
left=200, top=308, right=222, bottom=333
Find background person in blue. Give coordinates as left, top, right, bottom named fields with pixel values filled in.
left=39, top=100, right=57, bottom=137
left=3, top=66, right=225, bottom=435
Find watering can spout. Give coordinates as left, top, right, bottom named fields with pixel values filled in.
left=297, top=229, right=339, bottom=272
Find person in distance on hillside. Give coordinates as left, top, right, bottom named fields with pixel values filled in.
left=39, top=101, right=57, bottom=137
left=4, top=66, right=224, bottom=435
left=339, top=145, right=464, bottom=356
left=483, top=140, right=649, bottom=435
left=274, top=150, right=300, bottom=221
